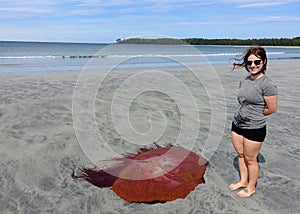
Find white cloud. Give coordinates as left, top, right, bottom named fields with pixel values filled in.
left=0, top=0, right=213, bottom=18
left=0, top=0, right=58, bottom=18
left=216, top=0, right=300, bottom=8
left=236, top=2, right=286, bottom=8
left=257, top=15, right=300, bottom=21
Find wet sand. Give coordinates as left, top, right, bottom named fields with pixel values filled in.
left=0, top=60, right=299, bottom=213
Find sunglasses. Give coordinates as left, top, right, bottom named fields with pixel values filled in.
left=246, top=60, right=262, bottom=66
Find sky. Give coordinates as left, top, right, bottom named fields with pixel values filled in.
left=1, top=0, right=300, bottom=43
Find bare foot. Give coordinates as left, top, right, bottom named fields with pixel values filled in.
left=229, top=182, right=248, bottom=191
left=237, top=188, right=256, bottom=198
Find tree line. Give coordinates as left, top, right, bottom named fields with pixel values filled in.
left=182, top=37, right=300, bottom=46
left=116, top=38, right=186, bottom=45
left=116, top=37, right=300, bottom=46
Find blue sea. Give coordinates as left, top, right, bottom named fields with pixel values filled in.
left=1, top=41, right=300, bottom=73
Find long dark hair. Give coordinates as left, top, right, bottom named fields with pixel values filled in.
left=232, top=46, right=268, bottom=73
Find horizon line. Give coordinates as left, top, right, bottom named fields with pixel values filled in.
left=1, top=36, right=299, bottom=44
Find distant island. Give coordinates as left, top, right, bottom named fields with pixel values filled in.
left=116, top=37, right=300, bottom=46
left=116, top=38, right=186, bottom=45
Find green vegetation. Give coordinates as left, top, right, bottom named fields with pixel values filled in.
left=183, top=37, right=300, bottom=46
left=116, top=37, right=300, bottom=46
left=116, top=38, right=187, bottom=45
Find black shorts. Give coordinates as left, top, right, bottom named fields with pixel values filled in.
left=231, top=122, right=266, bottom=142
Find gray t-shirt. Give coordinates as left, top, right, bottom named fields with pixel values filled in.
left=233, top=75, right=278, bottom=129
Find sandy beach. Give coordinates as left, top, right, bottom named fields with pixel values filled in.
left=0, top=60, right=299, bottom=214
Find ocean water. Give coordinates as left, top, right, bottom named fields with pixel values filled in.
left=0, top=41, right=300, bottom=73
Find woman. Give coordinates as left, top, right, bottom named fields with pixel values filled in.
left=230, top=46, right=278, bottom=198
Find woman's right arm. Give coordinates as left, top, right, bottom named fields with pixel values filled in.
left=263, top=95, right=278, bottom=115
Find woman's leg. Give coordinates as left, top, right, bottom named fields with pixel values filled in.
left=237, top=138, right=262, bottom=198
left=229, top=131, right=249, bottom=190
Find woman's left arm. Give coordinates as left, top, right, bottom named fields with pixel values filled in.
left=263, top=95, right=278, bottom=115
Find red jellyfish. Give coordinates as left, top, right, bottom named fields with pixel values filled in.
left=72, top=144, right=208, bottom=203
